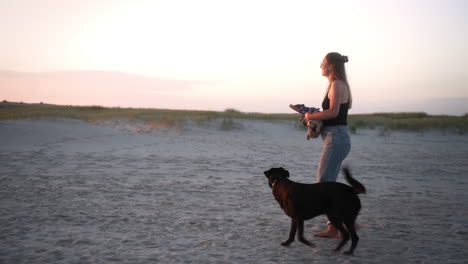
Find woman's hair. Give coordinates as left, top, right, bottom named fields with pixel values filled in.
left=325, top=52, right=352, bottom=109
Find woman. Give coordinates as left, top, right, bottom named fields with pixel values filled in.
left=304, top=52, right=352, bottom=238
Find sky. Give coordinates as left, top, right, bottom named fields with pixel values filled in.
left=1, top=0, right=468, bottom=114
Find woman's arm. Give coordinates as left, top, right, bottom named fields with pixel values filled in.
left=304, top=80, right=345, bottom=121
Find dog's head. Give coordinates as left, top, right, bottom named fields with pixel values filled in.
left=264, top=167, right=290, bottom=188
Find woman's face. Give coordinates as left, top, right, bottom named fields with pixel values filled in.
left=321, top=58, right=331, bottom=77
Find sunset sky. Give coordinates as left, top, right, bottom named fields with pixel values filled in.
left=1, top=0, right=467, bottom=114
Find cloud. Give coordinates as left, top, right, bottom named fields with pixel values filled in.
left=351, top=97, right=468, bottom=116
left=0, top=71, right=209, bottom=108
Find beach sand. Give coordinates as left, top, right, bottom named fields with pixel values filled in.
left=1, top=119, right=467, bottom=263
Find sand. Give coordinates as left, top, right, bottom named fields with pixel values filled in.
left=1, top=119, right=467, bottom=263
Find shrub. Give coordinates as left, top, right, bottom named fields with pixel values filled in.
left=219, top=117, right=243, bottom=131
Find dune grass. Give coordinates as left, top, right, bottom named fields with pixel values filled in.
left=0, top=103, right=293, bottom=130
left=348, top=112, right=468, bottom=134
left=1, top=102, right=467, bottom=133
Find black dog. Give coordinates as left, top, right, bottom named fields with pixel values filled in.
left=264, top=167, right=366, bottom=255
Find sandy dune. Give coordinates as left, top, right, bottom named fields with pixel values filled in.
left=1, top=119, right=467, bottom=263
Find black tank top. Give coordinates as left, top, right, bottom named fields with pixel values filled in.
left=322, top=94, right=349, bottom=127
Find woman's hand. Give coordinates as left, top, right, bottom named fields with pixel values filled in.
left=304, top=111, right=315, bottom=121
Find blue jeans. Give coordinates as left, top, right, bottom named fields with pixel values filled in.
left=316, top=125, right=351, bottom=183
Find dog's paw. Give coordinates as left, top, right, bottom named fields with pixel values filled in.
left=281, top=240, right=293, bottom=247
left=343, top=250, right=354, bottom=255
left=299, top=238, right=313, bottom=247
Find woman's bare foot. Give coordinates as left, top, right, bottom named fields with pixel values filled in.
left=313, top=224, right=341, bottom=238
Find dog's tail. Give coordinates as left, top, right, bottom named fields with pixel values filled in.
left=343, top=167, right=366, bottom=194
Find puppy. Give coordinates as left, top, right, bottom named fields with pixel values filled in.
left=264, top=167, right=366, bottom=255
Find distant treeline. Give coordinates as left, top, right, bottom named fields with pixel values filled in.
left=1, top=102, right=467, bottom=134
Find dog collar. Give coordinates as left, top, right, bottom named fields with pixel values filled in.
left=271, top=180, right=278, bottom=188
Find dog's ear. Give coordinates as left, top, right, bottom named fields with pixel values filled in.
left=280, top=167, right=290, bottom=178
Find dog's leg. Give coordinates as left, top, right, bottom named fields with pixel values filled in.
left=343, top=220, right=359, bottom=255
left=329, top=217, right=349, bottom=252
left=296, top=217, right=313, bottom=247
left=281, top=218, right=297, bottom=246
